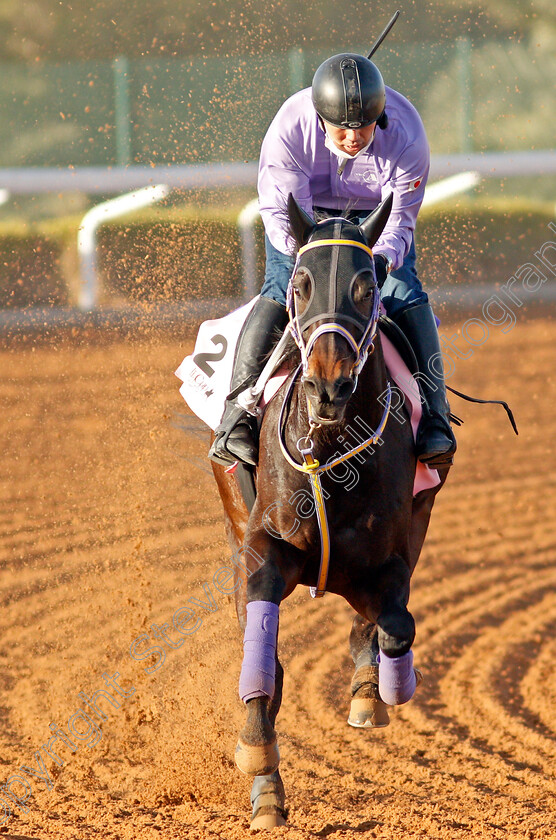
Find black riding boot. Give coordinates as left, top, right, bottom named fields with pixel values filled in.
left=208, top=296, right=288, bottom=467
left=394, top=303, right=457, bottom=469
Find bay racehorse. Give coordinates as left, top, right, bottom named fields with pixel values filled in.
left=212, top=193, right=449, bottom=828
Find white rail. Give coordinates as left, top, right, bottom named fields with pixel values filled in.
left=77, top=184, right=169, bottom=311
left=0, top=163, right=258, bottom=194
left=0, top=150, right=553, bottom=194
left=421, top=171, right=480, bottom=207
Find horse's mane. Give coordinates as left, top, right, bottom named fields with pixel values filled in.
left=280, top=331, right=300, bottom=365
left=313, top=200, right=359, bottom=225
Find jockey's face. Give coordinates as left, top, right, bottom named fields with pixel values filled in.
left=324, top=121, right=376, bottom=156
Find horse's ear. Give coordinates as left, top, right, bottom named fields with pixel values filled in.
left=359, top=193, right=394, bottom=248
left=287, top=193, right=315, bottom=247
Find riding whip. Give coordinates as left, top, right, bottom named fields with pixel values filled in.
left=367, top=10, right=400, bottom=59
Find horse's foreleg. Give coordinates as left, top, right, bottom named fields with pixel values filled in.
left=350, top=556, right=421, bottom=711
left=234, top=536, right=300, bottom=827
left=347, top=614, right=389, bottom=728
left=235, top=554, right=286, bottom=778
left=246, top=649, right=287, bottom=827
left=246, top=657, right=287, bottom=828
left=235, top=695, right=280, bottom=776
left=375, top=555, right=421, bottom=706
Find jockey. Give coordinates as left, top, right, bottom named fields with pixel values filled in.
left=209, top=52, right=457, bottom=470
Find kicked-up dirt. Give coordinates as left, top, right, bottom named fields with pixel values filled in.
left=0, top=312, right=554, bottom=839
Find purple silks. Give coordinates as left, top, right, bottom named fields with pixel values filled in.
left=378, top=649, right=417, bottom=705
left=258, top=85, right=430, bottom=269
left=238, top=600, right=279, bottom=704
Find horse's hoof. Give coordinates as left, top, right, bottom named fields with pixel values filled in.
left=348, top=695, right=390, bottom=728
left=235, top=737, right=280, bottom=776
left=414, top=667, right=424, bottom=688
left=349, top=665, right=390, bottom=728
left=250, top=809, right=287, bottom=830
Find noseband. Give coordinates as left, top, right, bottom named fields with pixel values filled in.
left=286, top=237, right=381, bottom=381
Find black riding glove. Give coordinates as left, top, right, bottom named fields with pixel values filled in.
left=373, top=254, right=389, bottom=290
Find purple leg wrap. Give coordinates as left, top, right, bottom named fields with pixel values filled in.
left=239, top=601, right=279, bottom=704
left=378, top=650, right=416, bottom=706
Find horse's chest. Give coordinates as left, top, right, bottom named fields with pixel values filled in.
left=292, top=501, right=389, bottom=560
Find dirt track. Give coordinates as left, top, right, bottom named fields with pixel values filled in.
left=0, top=313, right=555, bottom=839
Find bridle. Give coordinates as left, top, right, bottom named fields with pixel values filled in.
left=286, top=237, right=381, bottom=383
left=280, top=232, right=392, bottom=598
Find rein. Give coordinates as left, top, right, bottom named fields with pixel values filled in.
left=281, top=236, right=390, bottom=598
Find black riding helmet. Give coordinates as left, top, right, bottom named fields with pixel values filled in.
left=312, top=53, right=387, bottom=129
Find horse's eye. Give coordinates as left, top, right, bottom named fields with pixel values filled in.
left=293, top=269, right=312, bottom=300
left=352, top=272, right=375, bottom=304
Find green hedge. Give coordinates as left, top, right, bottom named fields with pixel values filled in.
left=416, top=199, right=555, bottom=291
left=0, top=232, right=69, bottom=307
left=97, top=218, right=248, bottom=303
left=0, top=200, right=553, bottom=308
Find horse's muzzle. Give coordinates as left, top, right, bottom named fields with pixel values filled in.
left=302, top=374, right=356, bottom=424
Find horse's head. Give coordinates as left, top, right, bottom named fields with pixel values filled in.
left=286, top=193, right=393, bottom=425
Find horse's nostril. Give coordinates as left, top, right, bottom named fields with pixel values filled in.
left=304, top=376, right=354, bottom=406
left=303, top=377, right=355, bottom=405
left=337, top=380, right=355, bottom=402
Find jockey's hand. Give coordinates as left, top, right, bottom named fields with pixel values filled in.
left=373, top=254, right=389, bottom=289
